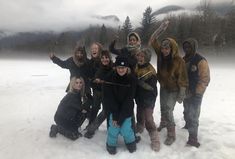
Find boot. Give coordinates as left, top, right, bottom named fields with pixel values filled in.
left=136, top=123, right=144, bottom=134
left=149, top=130, right=160, bottom=152
left=84, top=131, right=95, bottom=139
left=126, top=142, right=137, bottom=153
left=135, top=135, right=141, bottom=143
left=49, top=124, right=58, bottom=137
left=182, top=122, right=189, bottom=129
left=157, top=117, right=167, bottom=132
left=106, top=143, right=117, bottom=155
left=57, top=125, right=81, bottom=140
left=187, top=135, right=200, bottom=148
left=164, top=126, right=176, bottom=146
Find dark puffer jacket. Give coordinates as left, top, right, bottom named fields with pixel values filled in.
left=135, top=63, right=158, bottom=108
left=54, top=92, right=87, bottom=121
left=102, top=70, right=137, bottom=126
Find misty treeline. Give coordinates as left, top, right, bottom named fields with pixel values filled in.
left=0, top=0, right=234, bottom=55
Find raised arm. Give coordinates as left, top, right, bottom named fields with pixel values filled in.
left=50, top=53, right=71, bottom=69
left=109, top=40, right=122, bottom=56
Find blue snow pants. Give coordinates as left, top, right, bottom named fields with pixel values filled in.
left=107, top=114, right=135, bottom=147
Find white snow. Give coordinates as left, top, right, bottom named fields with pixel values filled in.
left=0, top=56, right=235, bottom=159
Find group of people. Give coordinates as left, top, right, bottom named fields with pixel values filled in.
left=48, top=28, right=210, bottom=155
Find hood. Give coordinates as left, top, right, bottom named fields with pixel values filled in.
left=127, top=32, right=141, bottom=44
left=161, top=38, right=179, bottom=58
left=183, top=38, right=198, bottom=55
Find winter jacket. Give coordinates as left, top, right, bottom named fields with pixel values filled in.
left=109, top=40, right=138, bottom=72
left=102, top=70, right=137, bottom=126
left=183, top=38, right=210, bottom=96
left=151, top=38, right=188, bottom=91
left=92, top=64, right=113, bottom=91
left=135, top=63, right=158, bottom=108
left=87, top=57, right=101, bottom=81
left=51, top=56, right=91, bottom=91
left=54, top=92, right=89, bottom=121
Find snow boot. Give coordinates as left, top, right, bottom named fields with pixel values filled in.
left=106, top=143, right=117, bottom=155
left=84, top=131, right=95, bottom=139
left=149, top=130, right=160, bottom=152
left=126, top=142, right=137, bottom=153
left=157, top=117, right=167, bottom=132
left=49, top=124, right=58, bottom=137
left=182, top=122, right=189, bottom=129
left=135, top=135, right=141, bottom=143
left=164, top=126, right=176, bottom=146
left=187, top=135, right=200, bottom=148
left=57, top=125, right=81, bottom=140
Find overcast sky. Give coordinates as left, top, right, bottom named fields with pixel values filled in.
left=0, top=0, right=229, bottom=33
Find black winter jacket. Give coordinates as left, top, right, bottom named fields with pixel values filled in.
left=54, top=92, right=87, bottom=121
left=102, top=70, right=137, bottom=126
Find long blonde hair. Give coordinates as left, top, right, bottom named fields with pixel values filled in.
left=69, top=77, right=85, bottom=96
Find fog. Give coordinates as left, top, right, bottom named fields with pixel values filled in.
left=1, top=0, right=230, bottom=33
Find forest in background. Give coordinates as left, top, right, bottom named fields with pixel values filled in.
left=0, top=0, right=234, bottom=56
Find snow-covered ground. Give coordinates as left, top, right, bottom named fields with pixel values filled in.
left=0, top=55, right=235, bottom=159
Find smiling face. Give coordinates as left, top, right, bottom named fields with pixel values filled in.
left=91, top=44, right=100, bottom=58
left=101, top=55, right=110, bottom=66
left=116, top=66, right=128, bottom=76
left=136, top=51, right=145, bottom=65
left=128, top=35, right=138, bottom=46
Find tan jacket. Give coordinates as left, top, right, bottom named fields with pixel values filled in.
left=151, top=38, right=188, bottom=91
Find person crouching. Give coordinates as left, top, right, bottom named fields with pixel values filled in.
left=49, top=76, right=92, bottom=140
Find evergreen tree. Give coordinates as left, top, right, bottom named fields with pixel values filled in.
left=121, top=16, right=133, bottom=40
left=140, top=6, right=157, bottom=45
left=99, top=24, right=107, bottom=45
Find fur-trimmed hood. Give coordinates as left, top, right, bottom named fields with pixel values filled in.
left=161, top=38, right=179, bottom=58
left=126, top=32, right=141, bottom=52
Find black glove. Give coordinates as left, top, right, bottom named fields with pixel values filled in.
left=192, top=94, right=203, bottom=106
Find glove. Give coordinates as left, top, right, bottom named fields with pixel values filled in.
left=138, top=80, right=154, bottom=91
left=192, top=94, right=203, bottom=106
left=177, top=87, right=186, bottom=104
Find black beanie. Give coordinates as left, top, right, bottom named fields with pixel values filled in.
left=115, top=56, right=129, bottom=67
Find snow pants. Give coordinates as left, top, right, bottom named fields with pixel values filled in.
left=107, top=114, right=135, bottom=147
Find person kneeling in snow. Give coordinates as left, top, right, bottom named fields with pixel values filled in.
left=49, top=77, right=92, bottom=140
left=103, top=56, right=137, bottom=155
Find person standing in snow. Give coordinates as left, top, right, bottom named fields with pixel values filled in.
left=109, top=32, right=141, bottom=72
left=109, top=32, right=141, bottom=142
left=49, top=45, right=91, bottom=94
left=182, top=38, right=210, bottom=148
left=86, top=42, right=103, bottom=129
left=150, top=37, right=188, bottom=146
left=84, top=50, right=114, bottom=139
left=134, top=48, right=160, bottom=152
left=104, top=56, right=137, bottom=154
left=49, top=77, right=92, bottom=140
